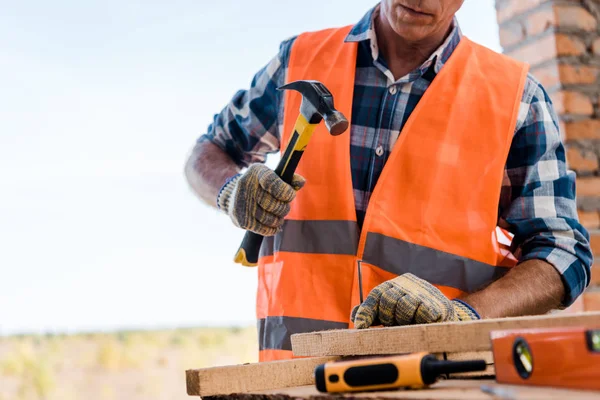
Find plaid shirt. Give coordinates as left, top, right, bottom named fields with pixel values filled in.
left=198, top=6, right=592, bottom=306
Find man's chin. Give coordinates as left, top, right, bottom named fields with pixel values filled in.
left=391, top=25, right=434, bottom=42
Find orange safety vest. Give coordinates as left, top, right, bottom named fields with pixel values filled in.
left=256, top=25, right=529, bottom=362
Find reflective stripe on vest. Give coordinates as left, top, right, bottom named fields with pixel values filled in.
left=261, top=222, right=509, bottom=293
left=363, top=232, right=510, bottom=293
left=258, top=316, right=348, bottom=351
left=255, top=25, right=529, bottom=362
left=260, top=220, right=359, bottom=257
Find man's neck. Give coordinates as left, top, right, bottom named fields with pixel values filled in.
left=375, top=11, right=454, bottom=81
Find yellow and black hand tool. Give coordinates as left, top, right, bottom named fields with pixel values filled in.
left=233, top=80, right=349, bottom=267
left=315, top=352, right=487, bottom=393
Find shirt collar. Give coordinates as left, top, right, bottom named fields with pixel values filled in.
left=345, top=4, right=463, bottom=75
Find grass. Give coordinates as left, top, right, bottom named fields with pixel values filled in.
left=0, top=326, right=258, bottom=400
left=0, top=340, right=56, bottom=399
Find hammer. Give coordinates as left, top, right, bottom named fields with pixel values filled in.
left=233, top=80, right=350, bottom=267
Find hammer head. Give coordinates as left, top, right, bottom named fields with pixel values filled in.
left=278, top=80, right=349, bottom=136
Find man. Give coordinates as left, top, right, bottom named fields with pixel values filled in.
left=185, top=0, right=593, bottom=362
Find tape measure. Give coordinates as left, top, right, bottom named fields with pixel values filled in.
left=491, top=327, right=600, bottom=391
left=314, top=352, right=487, bottom=393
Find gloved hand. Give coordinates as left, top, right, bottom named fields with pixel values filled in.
left=351, top=273, right=480, bottom=329
left=217, top=164, right=305, bottom=236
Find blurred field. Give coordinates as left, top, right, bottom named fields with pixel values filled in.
left=0, top=326, right=258, bottom=400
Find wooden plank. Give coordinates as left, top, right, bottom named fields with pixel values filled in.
left=445, top=351, right=493, bottom=364
left=291, top=312, right=600, bottom=357
left=203, top=381, right=599, bottom=400
left=186, top=356, right=339, bottom=397
left=186, top=352, right=494, bottom=397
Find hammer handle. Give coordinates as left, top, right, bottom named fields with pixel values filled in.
left=234, top=116, right=315, bottom=267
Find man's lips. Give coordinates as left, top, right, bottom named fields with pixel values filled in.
left=397, top=3, right=433, bottom=17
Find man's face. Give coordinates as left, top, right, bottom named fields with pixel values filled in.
left=380, top=0, right=465, bottom=41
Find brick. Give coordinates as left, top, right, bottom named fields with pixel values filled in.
left=579, top=196, right=600, bottom=212
left=567, top=146, right=599, bottom=172
left=496, top=0, right=544, bottom=24
left=508, top=34, right=556, bottom=66
left=594, top=38, right=600, bottom=56
left=564, top=120, right=600, bottom=140
left=555, top=34, right=587, bottom=56
left=590, top=231, right=600, bottom=256
left=584, top=291, right=600, bottom=311
left=554, top=5, right=597, bottom=31
left=532, top=63, right=560, bottom=89
left=553, top=91, right=594, bottom=116
left=563, top=295, right=585, bottom=313
left=559, top=64, right=600, bottom=85
left=577, top=178, right=600, bottom=197
left=512, top=5, right=597, bottom=42
left=578, top=210, right=600, bottom=229
left=524, top=6, right=555, bottom=37
left=591, top=263, right=600, bottom=286
left=508, top=34, right=585, bottom=68
left=499, top=23, right=526, bottom=49
left=530, top=63, right=598, bottom=90
left=534, top=64, right=600, bottom=92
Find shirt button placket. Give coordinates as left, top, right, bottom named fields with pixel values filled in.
left=389, top=85, right=397, bottom=95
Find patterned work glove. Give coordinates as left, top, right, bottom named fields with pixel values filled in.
left=351, top=273, right=480, bottom=329
left=217, top=164, right=305, bottom=236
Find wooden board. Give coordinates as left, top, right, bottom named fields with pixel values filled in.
left=186, top=357, right=339, bottom=397
left=444, top=351, right=493, bottom=364
left=201, top=381, right=600, bottom=400
left=291, top=312, right=600, bottom=357
left=186, top=352, right=493, bottom=397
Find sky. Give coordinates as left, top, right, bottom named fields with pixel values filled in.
left=0, top=0, right=501, bottom=335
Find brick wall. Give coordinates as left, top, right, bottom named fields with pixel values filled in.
left=495, top=0, right=600, bottom=310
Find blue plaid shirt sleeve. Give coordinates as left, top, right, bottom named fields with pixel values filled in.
left=500, top=74, right=593, bottom=306
left=197, top=37, right=296, bottom=168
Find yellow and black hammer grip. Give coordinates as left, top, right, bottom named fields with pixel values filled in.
left=234, top=115, right=317, bottom=267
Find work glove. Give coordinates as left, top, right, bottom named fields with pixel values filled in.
left=217, top=164, right=305, bottom=236
left=351, top=273, right=480, bottom=329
